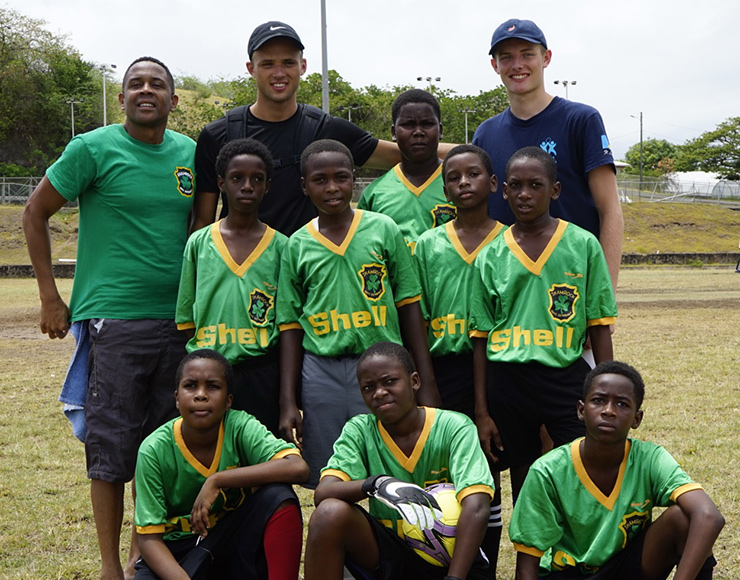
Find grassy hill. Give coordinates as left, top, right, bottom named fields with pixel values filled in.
left=2, top=202, right=739, bottom=265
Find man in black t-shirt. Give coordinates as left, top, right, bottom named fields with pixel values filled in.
left=192, top=21, right=402, bottom=236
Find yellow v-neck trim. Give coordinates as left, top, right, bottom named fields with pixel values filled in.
left=571, top=438, right=631, bottom=511
left=306, top=209, right=362, bottom=256
left=211, top=221, right=275, bottom=277
left=446, top=221, right=505, bottom=265
left=378, top=407, right=436, bottom=473
left=504, top=219, right=568, bottom=276
left=173, top=417, right=225, bottom=478
left=393, top=164, right=442, bottom=197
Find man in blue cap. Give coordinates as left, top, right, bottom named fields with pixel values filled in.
left=473, top=19, right=623, bottom=292
left=192, top=21, right=403, bottom=236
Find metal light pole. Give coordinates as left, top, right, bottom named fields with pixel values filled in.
left=631, top=112, right=644, bottom=192
left=553, top=80, right=577, bottom=99
left=65, top=99, right=83, bottom=138
left=99, top=63, right=117, bottom=126
left=320, top=0, right=329, bottom=113
left=338, top=105, right=361, bottom=123
left=417, top=76, right=441, bottom=93
left=459, top=107, right=478, bottom=144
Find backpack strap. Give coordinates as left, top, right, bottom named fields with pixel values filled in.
left=274, top=104, right=329, bottom=168
left=225, top=105, right=250, bottom=142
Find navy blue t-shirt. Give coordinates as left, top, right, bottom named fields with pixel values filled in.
left=473, top=97, right=614, bottom=238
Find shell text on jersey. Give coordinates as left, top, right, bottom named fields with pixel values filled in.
left=430, top=314, right=466, bottom=338
left=195, top=324, right=270, bottom=347
left=489, top=325, right=575, bottom=352
left=308, top=306, right=387, bottom=336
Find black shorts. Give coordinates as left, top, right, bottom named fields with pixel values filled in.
left=134, top=483, right=298, bottom=580
left=432, top=352, right=475, bottom=420
left=486, top=359, right=589, bottom=467
left=231, top=351, right=280, bottom=437
left=345, top=506, right=489, bottom=580
left=544, top=529, right=646, bottom=580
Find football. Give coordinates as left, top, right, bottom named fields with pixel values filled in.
left=401, top=482, right=461, bottom=567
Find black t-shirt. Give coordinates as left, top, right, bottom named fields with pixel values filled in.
left=195, top=104, right=379, bottom=236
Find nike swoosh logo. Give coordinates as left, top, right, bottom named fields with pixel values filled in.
left=270, top=26, right=286, bottom=31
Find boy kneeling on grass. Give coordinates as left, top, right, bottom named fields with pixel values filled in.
left=133, top=349, right=309, bottom=580
left=304, top=341, right=494, bottom=580
left=510, top=361, right=724, bottom=580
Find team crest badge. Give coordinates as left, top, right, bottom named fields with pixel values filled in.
left=358, top=263, right=387, bottom=301
left=248, top=289, right=274, bottom=327
left=618, top=510, right=649, bottom=548
left=174, top=167, right=194, bottom=197
left=431, top=204, right=457, bottom=227
left=548, top=284, right=579, bottom=322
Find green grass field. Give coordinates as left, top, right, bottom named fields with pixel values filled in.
left=1, top=269, right=738, bottom=579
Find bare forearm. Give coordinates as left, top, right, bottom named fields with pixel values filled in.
left=211, top=455, right=309, bottom=489
left=190, top=191, right=219, bottom=234
left=447, top=494, right=489, bottom=579
left=398, top=302, right=440, bottom=407
left=515, top=552, right=541, bottom=580
left=588, top=325, right=613, bottom=364
left=314, top=476, right=366, bottom=506
left=279, top=329, right=303, bottom=408
left=139, top=535, right=190, bottom=580
left=23, top=197, right=60, bottom=302
left=599, top=210, right=624, bottom=292
left=472, top=338, right=488, bottom=419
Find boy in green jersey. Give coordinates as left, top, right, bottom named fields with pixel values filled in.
left=470, top=146, right=617, bottom=501
left=134, top=349, right=309, bottom=580
left=416, top=144, right=506, bottom=577
left=358, top=89, right=455, bottom=253
left=305, top=341, right=493, bottom=580
left=277, top=139, right=440, bottom=487
left=177, top=138, right=286, bottom=435
left=510, top=361, right=723, bottom=580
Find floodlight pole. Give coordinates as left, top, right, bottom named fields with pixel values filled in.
left=99, top=63, right=117, bottom=126
left=631, top=112, right=644, bottom=192
left=553, top=79, right=577, bottom=99
left=459, top=107, right=478, bottom=144
left=65, top=99, right=83, bottom=138
left=320, top=0, right=329, bottom=113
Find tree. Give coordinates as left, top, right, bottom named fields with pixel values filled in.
left=676, top=117, right=740, bottom=180
left=0, top=8, right=100, bottom=171
left=623, top=138, right=677, bottom=176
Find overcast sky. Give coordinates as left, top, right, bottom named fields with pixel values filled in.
left=4, top=0, right=737, bottom=159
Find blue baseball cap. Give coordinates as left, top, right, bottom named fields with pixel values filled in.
left=489, top=19, right=547, bottom=56
left=248, top=21, right=304, bottom=59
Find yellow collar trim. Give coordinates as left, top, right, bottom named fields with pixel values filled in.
left=393, top=164, right=442, bottom=197
left=306, top=210, right=362, bottom=256
left=504, top=219, right=568, bottom=275
left=571, top=438, right=631, bottom=511
left=173, top=417, right=225, bottom=478
left=211, top=221, right=275, bottom=277
left=446, top=221, right=505, bottom=265
left=378, top=407, right=436, bottom=473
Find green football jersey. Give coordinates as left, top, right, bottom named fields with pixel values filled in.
left=277, top=210, right=421, bottom=356
left=415, top=221, right=506, bottom=356
left=358, top=165, right=456, bottom=253
left=469, top=220, right=617, bottom=367
left=322, top=407, right=494, bottom=534
left=176, top=222, right=287, bottom=363
left=135, top=410, right=299, bottom=541
left=46, top=124, right=195, bottom=320
left=510, top=438, right=702, bottom=575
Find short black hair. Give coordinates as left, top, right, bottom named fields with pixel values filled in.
left=391, top=89, right=441, bottom=123
left=175, top=349, right=234, bottom=394
left=505, top=146, right=558, bottom=184
left=216, top=138, right=274, bottom=181
left=122, top=56, right=175, bottom=95
left=358, top=342, right=415, bottom=376
left=300, top=139, right=354, bottom=176
left=442, top=144, right=494, bottom=182
left=584, top=361, right=645, bottom=409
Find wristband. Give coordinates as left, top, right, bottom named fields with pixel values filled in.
left=361, top=474, right=388, bottom=497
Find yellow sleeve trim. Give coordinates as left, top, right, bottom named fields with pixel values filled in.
left=271, top=448, right=301, bottom=460
left=457, top=485, right=494, bottom=503
left=136, top=524, right=166, bottom=535
left=586, top=316, right=617, bottom=327
left=320, top=469, right=351, bottom=482
left=395, top=295, right=421, bottom=308
left=670, top=482, right=704, bottom=503
left=176, top=322, right=195, bottom=330
left=469, top=330, right=489, bottom=338
left=279, top=322, right=303, bottom=332
left=513, top=543, right=545, bottom=558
